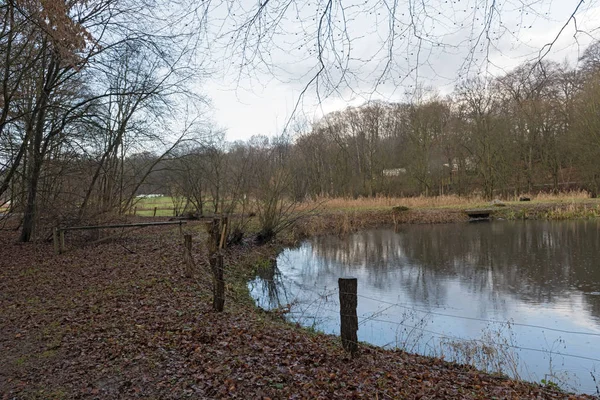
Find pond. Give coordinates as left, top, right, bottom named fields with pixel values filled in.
left=249, top=220, right=600, bottom=394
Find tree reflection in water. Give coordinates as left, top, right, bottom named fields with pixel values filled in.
left=300, top=220, right=600, bottom=322
left=249, top=220, right=600, bottom=394
left=251, top=259, right=288, bottom=310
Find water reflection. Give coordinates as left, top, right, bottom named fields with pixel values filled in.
left=283, top=221, right=600, bottom=320
left=249, top=220, right=600, bottom=394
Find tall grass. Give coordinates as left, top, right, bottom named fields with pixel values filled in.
left=302, top=191, right=594, bottom=212
left=305, top=195, right=487, bottom=210
left=434, top=322, right=521, bottom=380
left=543, top=203, right=600, bottom=219
left=512, top=190, right=590, bottom=202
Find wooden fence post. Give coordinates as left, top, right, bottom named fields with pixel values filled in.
left=184, top=234, right=193, bottom=277
left=212, top=254, right=225, bottom=312
left=206, top=218, right=221, bottom=254
left=133, top=206, right=137, bottom=216
left=338, top=277, right=358, bottom=356
left=206, top=218, right=225, bottom=312
left=153, top=207, right=157, bottom=217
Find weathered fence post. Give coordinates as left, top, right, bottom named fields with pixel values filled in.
left=153, top=207, right=157, bottom=217
left=206, top=217, right=225, bottom=312
left=183, top=234, right=193, bottom=277
left=206, top=218, right=221, bottom=254
left=338, top=277, right=358, bottom=356
left=212, top=254, right=225, bottom=312
left=133, top=206, right=137, bottom=216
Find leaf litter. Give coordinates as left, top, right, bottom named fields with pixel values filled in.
left=0, top=225, right=593, bottom=399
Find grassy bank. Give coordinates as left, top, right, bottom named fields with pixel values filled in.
left=134, top=192, right=600, bottom=234
left=300, top=190, right=593, bottom=211
left=289, top=194, right=600, bottom=242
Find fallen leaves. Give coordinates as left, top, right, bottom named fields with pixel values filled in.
left=0, top=226, right=593, bottom=399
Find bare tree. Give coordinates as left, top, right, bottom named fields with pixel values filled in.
left=0, top=0, right=209, bottom=240
left=207, top=0, right=596, bottom=132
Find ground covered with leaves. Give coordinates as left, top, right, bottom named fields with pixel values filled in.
left=0, top=222, right=592, bottom=399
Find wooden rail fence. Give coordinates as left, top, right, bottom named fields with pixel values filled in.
left=53, top=221, right=186, bottom=254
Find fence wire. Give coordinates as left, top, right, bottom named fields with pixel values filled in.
left=270, top=284, right=600, bottom=365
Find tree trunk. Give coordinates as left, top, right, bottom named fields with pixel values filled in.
left=19, top=151, right=43, bottom=242
left=20, top=51, right=55, bottom=242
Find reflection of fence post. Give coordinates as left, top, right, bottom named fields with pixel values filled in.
left=338, top=277, right=358, bottom=356
left=183, top=234, right=193, bottom=277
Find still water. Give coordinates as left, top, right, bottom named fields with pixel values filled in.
left=249, top=220, right=600, bottom=394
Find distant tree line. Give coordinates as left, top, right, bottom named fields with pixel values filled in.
left=289, top=45, right=600, bottom=200
left=162, top=43, right=600, bottom=211
left=2, top=0, right=600, bottom=243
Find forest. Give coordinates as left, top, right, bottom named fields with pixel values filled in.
left=2, top=0, right=600, bottom=242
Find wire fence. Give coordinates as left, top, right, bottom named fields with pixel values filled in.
left=251, top=281, right=600, bottom=368
left=286, top=284, right=600, bottom=336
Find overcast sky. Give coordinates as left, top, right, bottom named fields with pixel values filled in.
left=199, top=0, right=600, bottom=142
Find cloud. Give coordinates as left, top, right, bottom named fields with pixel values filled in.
left=201, top=0, right=600, bottom=141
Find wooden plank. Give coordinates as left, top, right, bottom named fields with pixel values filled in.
left=464, top=209, right=494, bottom=219
left=61, top=221, right=185, bottom=232
left=464, top=208, right=495, bottom=214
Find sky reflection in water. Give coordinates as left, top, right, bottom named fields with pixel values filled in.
left=249, top=220, right=600, bottom=394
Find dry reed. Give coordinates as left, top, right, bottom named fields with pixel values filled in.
left=518, top=190, right=590, bottom=202
left=303, top=195, right=486, bottom=211
left=301, top=191, right=593, bottom=212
